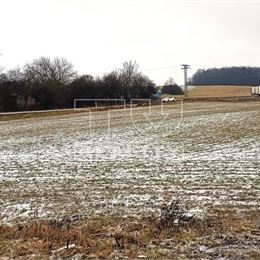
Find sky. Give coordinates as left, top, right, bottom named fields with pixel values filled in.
left=0, top=0, right=260, bottom=85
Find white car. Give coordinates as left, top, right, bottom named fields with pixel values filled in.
left=162, top=96, right=175, bottom=102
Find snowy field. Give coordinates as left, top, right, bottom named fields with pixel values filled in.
left=0, top=101, right=259, bottom=223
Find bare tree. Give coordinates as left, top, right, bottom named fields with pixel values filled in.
left=23, top=57, right=77, bottom=109
left=0, top=69, right=23, bottom=111
left=6, top=68, right=32, bottom=109
left=24, top=57, right=76, bottom=84
left=119, top=61, right=155, bottom=100
left=164, top=77, right=176, bottom=86
left=120, top=61, right=139, bottom=86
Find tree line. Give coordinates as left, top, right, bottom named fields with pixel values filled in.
left=190, top=67, right=260, bottom=86
left=0, top=57, right=156, bottom=111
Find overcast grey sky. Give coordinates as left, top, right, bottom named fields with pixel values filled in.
left=1, top=0, right=260, bottom=85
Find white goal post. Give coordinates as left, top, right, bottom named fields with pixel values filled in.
left=73, top=99, right=126, bottom=110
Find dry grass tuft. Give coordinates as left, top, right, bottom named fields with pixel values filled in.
left=0, top=209, right=258, bottom=259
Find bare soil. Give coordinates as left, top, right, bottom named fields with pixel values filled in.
left=188, top=85, right=252, bottom=98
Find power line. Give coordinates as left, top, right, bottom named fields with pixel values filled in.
left=141, top=65, right=180, bottom=72
left=86, top=64, right=182, bottom=76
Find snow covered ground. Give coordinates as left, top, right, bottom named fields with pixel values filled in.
left=0, top=101, right=259, bottom=223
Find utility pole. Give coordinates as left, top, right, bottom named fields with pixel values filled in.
left=181, top=64, right=190, bottom=96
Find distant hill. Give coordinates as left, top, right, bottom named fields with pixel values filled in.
left=190, top=67, right=260, bottom=86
